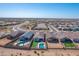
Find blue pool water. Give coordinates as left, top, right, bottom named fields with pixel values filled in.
left=39, top=43, right=44, bottom=49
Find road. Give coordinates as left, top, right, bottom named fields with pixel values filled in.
left=48, top=24, right=59, bottom=32
left=12, top=21, right=30, bottom=32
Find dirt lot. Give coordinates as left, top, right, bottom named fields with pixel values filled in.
left=0, top=38, right=12, bottom=46
left=0, top=47, right=79, bottom=56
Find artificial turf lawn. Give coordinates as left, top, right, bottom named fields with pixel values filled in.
left=64, top=43, right=76, bottom=47
left=32, top=41, right=38, bottom=48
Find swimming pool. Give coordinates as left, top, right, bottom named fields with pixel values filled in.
left=38, top=42, right=45, bottom=49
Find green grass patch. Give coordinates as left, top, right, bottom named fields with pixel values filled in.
left=32, top=41, right=38, bottom=48
left=64, top=43, right=76, bottom=48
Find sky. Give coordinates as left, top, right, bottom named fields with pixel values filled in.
left=0, top=3, right=79, bottom=18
